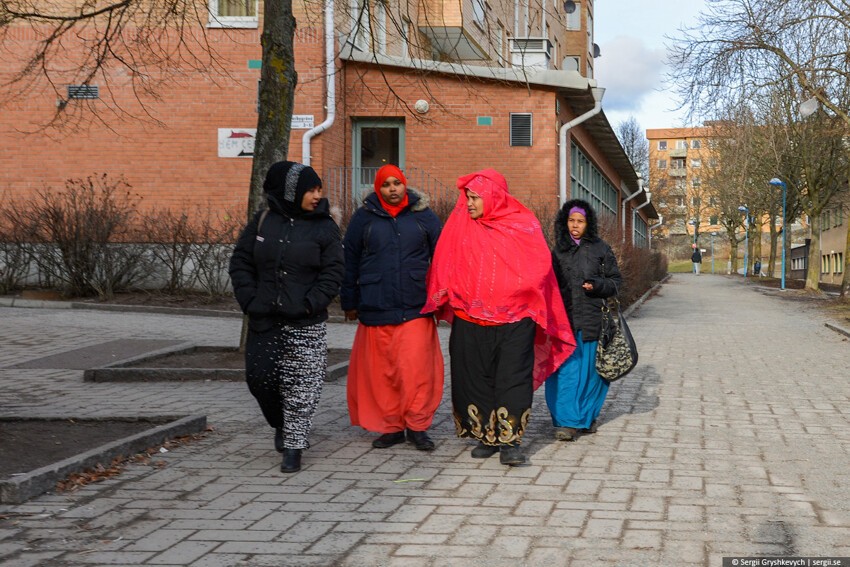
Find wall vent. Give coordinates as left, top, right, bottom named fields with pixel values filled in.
left=67, top=85, right=99, bottom=100
left=510, top=113, right=532, bottom=147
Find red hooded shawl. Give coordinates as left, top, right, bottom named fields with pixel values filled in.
left=422, top=169, right=575, bottom=388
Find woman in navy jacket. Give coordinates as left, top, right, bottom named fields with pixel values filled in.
left=229, top=161, right=343, bottom=473
left=341, top=165, right=443, bottom=451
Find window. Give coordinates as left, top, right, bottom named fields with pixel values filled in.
left=709, top=158, right=718, bottom=168
left=692, top=177, right=701, bottom=187
left=375, top=1, right=387, bottom=54
left=566, top=2, right=581, bottom=30
left=675, top=179, right=687, bottom=190
left=671, top=158, right=686, bottom=169
left=350, top=0, right=371, bottom=51
left=657, top=159, right=667, bottom=169
left=822, top=255, right=829, bottom=274
left=709, top=196, right=717, bottom=206
left=510, top=113, right=533, bottom=146
left=208, top=0, right=257, bottom=28
left=837, top=253, right=844, bottom=274
left=674, top=196, right=685, bottom=206
left=472, top=0, right=486, bottom=25
left=691, top=139, right=702, bottom=149
left=676, top=140, right=688, bottom=149
left=570, top=142, right=618, bottom=218
left=691, top=159, right=702, bottom=168
left=658, top=141, right=667, bottom=150
left=692, top=197, right=701, bottom=207
left=710, top=215, right=719, bottom=224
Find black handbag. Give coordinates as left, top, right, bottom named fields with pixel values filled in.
left=595, top=296, right=638, bottom=381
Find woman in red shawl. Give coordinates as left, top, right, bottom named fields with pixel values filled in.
left=422, top=169, right=575, bottom=466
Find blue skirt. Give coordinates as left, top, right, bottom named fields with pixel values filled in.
left=545, top=331, right=609, bottom=429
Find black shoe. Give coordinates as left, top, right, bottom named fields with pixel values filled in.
left=406, top=429, right=435, bottom=451
left=499, top=445, right=527, bottom=466
left=274, top=428, right=284, bottom=453
left=579, top=420, right=599, bottom=434
left=280, top=448, right=301, bottom=473
left=470, top=443, right=499, bottom=459
left=554, top=427, right=579, bottom=441
left=372, top=431, right=406, bottom=449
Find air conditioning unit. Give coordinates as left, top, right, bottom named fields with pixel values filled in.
left=509, top=37, right=553, bottom=69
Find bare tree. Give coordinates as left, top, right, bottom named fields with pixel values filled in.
left=668, top=0, right=850, bottom=291
left=615, top=116, right=649, bottom=181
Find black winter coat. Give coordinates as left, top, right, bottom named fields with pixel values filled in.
left=340, top=189, right=442, bottom=326
left=229, top=199, right=344, bottom=331
left=551, top=201, right=623, bottom=342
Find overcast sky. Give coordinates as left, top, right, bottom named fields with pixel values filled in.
left=593, top=0, right=708, bottom=133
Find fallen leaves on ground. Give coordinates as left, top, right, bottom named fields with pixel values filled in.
left=55, top=429, right=212, bottom=493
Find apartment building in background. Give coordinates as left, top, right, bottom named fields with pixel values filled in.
left=646, top=126, right=721, bottom=256
left=1, top=0, right=656, bottom=244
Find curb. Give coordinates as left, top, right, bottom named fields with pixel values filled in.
left=84, top=344, right=349, bottom=383
left=825, top=322, right=850, bottom=339
left=0, top=296, right=347, bottom=323
left=0, top=415, right=207, bottom=505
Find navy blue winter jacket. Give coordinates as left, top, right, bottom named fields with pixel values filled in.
left=341, top=189, right=442, bottom=326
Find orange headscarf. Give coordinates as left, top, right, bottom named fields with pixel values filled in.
left=422, top=169, right=575, bottom=388
left=373, top=164, right=409, bottom=217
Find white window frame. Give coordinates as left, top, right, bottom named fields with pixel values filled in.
left=208, top=0, right=258, bottom=29
left=350, top=0, right=372, bottom=52
left=676, top=140, right=688, bottom=149
left=658, top=140, right=667, bottom=150
left=657, top=159, right=667, bottom=169
left=691, top=158, right=702, bottom=168
left=691, top=139, right=702, bottom=149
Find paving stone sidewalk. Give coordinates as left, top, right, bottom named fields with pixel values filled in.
left=1, top=274, right=849, bottom=566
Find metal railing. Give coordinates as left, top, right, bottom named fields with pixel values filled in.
left=324, top=166, right=456, bottom=230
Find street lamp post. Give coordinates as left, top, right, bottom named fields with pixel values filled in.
left=711, top=232, right=717, bottom=274
left=738, top=205, right=749, bottom=277
left=769, top=178, right=787, bottom=291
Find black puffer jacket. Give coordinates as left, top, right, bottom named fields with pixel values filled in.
left=551, top=199, right=623, bottom=342
left=229, top=199, right=344, bottom=331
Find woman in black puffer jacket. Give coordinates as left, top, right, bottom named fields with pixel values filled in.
left=546, top=199, right=622, bottom=441
left=229, top=161, right=344, bottom=474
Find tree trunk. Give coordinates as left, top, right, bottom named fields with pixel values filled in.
left=239, top=0, right=298, bottom=351
left=806, top=214, right=821, bottom=291
left=248, top=0, right=298, bottom=221
left=768, top=220, right=778, bottom=277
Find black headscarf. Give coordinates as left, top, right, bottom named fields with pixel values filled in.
left=263, top=161, right=323, bottom=217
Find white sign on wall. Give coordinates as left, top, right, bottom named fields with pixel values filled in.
left=291, top=115, right=315, bottom=129
left=218, top=129, right=255, bottom=158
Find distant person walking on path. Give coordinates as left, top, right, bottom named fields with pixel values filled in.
left=341, top=164, right=444, bottom=452
left=691, top=246, right=702, bottom=275
left=229, top=161, right=344, bottom=474
left=545, top=199, right=623, bottom=442
left=423, top=169, right=575, bottom=466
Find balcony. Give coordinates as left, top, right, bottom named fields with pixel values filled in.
left=669, top=148, right=687, bottom=158
left=509, top=37, right=553, bottom=69
left=668, top=168, right=686, bottom=178
left=418, top=0, right=487, bottom=60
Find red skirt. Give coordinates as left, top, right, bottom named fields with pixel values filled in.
left=347, top=317, right=444, bottom=433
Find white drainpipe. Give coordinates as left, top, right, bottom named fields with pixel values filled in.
left=621, top=173, right=643, bottom=242
left=302, top=0, right=336, bottom=166
left=631, top=192, right=652, bottom=246
left=559, top=87, right=605, bottom=206
left=648, top=215, right=664, bottom=248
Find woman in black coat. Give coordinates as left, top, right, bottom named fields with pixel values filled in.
left=229, top=161, right=344, bottom=473
left=546, top=199, right=622, bottom=441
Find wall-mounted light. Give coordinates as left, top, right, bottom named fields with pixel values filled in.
left=414, top=99, right=430, bottom=114
left=563, top=0, right=576, bottom=14
left=592, top=43, right=601, bottom=58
